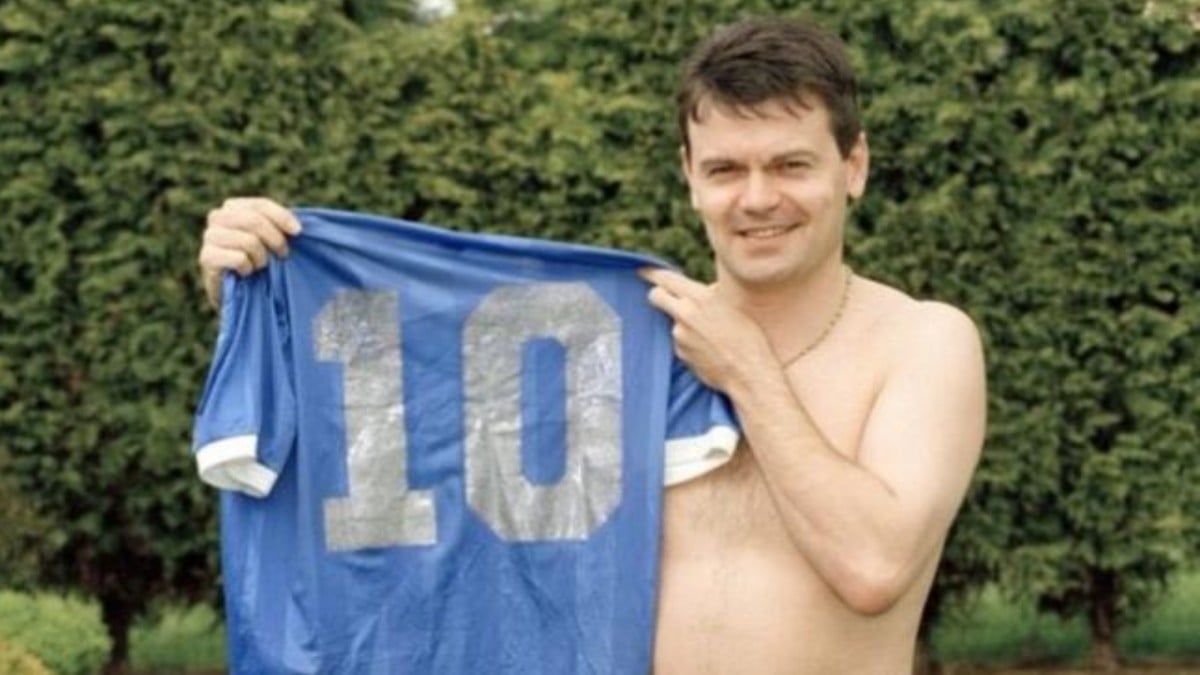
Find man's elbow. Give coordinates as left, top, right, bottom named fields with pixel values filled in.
left=840, top=583, right=902, bottom=617
left=834, top=559, right=912, bottom=616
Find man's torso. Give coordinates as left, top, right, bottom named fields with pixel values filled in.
left=655, top=278, right=938, bottom=675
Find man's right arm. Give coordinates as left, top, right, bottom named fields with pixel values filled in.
left=198, top=197, right=303, bottom=308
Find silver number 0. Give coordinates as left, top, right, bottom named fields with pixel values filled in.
left=463, top=283, right=622, bottom=541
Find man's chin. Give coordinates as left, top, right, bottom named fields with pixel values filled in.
left=720, top=263, right=800, bottom=290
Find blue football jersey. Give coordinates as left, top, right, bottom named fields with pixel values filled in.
left=193, top=208, right=739, bottom=674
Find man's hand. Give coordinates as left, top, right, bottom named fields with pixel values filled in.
left=639, top=267, right=776, bottom=392
left=198, top=197, right=302, bottom=308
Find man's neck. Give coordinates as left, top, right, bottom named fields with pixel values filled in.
left=715, top=259, right=849, bottom=363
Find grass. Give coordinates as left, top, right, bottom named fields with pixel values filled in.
left=129, top=605, right=225, bottom=674
left=1122, top=573, right=1200, bottom=662
left=932, top=586, right=1090, bottom=665
left=0, top=592, right=225, bottom=675
left=932, top=572, right=1200, bottom=667
left=0, top=592, right=109, bottom=675
left=4, top=573, right=1197, bottom=673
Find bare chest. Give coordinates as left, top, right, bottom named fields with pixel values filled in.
left=665, top=349, right=881, bottom=544
left=655, top=351, right=899, bottom=673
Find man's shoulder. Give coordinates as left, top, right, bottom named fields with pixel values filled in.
left=911, top=300, right=980, bottom=343
left=856, top=276, right=982, bottom=366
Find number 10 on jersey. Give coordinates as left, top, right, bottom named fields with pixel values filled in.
left=314, top=283, right=624, bottom=551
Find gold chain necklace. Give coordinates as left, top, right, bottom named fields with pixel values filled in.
left=780, top=265, right=853, bottom=368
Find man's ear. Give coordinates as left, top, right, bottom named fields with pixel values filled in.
left=846, top=132, right=870, bottom=201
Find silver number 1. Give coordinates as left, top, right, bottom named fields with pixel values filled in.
left=316, top=290, right=436, bottom=550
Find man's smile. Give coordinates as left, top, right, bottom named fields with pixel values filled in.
left=737, top=223, right=800, bottom=240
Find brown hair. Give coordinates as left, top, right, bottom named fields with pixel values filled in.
left=676, top=17, right=862, bottom=158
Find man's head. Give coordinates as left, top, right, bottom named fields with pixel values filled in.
left=676, top=17, right=861, bottom=160
left=675, top=17, right=869, bottom=291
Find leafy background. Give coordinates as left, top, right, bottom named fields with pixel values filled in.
left=0, top=0, right=1196, bottom=672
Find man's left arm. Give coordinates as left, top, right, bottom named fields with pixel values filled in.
left=642, top=268, right=986, bottom=616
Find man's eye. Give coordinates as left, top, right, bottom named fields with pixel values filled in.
left=703, top=163, right=755, bottom=179
left=783, top=161, right=810, bottom=171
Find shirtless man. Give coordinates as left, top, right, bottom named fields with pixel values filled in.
left=199, top=17, right=985, bottom=675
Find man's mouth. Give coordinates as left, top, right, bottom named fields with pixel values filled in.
left=738, top=224, right=799, bottom=240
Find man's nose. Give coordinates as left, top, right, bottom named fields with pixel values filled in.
left=740, top=171, right=781, bottom=215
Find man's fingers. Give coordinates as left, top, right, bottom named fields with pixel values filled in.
left=638, top=267, right=708, bottom=298
left=209, top=197, right=299, bottom=253
left=253, top=219, right=290, bottom=258
left=202, top=223, right=257, bottom=248
left=245, top=197, right=303, bottom=236
left=210, top=201, right=295, bottom=257
left=223, top=194, right=302, bottom=234
left=198, top=196, right=296, bottom=307
left=242, top=244, right=267, bottom=272
left=201, top=266, right=223, bottom=309
left=637, top=266, right=676, bottom=286
left=202, top=227, right=271, bottom=270
left=199, top=245, right=258, bottom=277
left=647, top=285, right=690, bottom=320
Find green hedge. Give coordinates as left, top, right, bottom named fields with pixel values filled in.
left=0, top=640, right=52, bottom=675
left=0, top=453, right=47, bottom=589
left=0, top=0, right=1196, bottom=666
left=831, top=1, right=1199, bottom=660
left=0, top=592, right=109, bottom=675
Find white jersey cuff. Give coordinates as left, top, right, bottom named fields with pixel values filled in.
left=196, top=434, right=279, bottom=498
left=664, top=425, right=739, bottom=486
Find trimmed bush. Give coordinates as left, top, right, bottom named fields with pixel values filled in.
left=0, top=592, right=110, bottom=675
left=0, top=0, right=1195, bottom=669
left=0, top=640, right=53, bottom=675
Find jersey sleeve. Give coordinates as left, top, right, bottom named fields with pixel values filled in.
left=663, top=359, right=741, bottom=486
left=192, top=271, right=296, bottom=498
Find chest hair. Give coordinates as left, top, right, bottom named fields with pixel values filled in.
left=681, top=445, right=786, bottom=544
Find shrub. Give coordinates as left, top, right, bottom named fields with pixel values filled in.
left=0, top=592, right=110, bottom=675
left=0, top=640, right=53, bottom=675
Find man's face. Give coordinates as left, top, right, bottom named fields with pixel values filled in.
left=682, top=97, right=868, bottom=291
